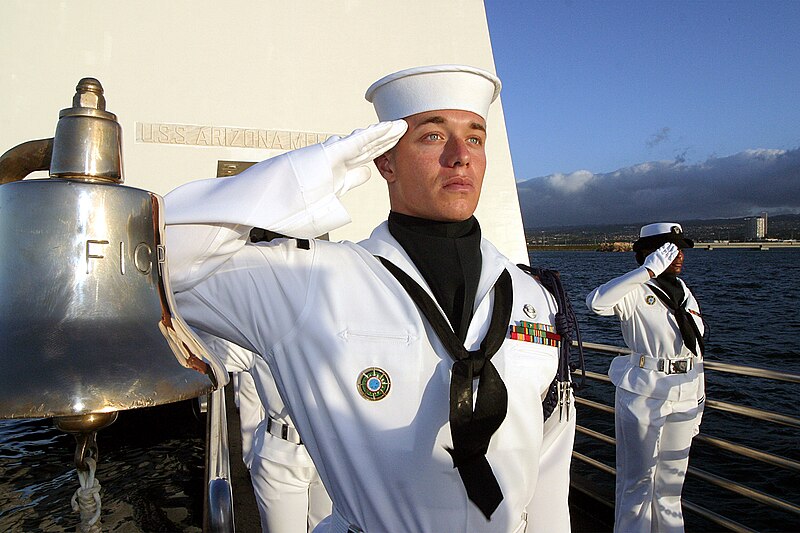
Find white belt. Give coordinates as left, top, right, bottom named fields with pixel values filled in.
left=266, top=417, right=303, bottom=445
left=633, top=353, right=695, bottom=375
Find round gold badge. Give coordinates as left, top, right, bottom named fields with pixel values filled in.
left=357, top=367, right=391, bottom=401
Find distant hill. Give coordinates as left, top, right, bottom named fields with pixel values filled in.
left=516, top=148, right=800, bottom=228
left=524, top=214, right=800, bottom=245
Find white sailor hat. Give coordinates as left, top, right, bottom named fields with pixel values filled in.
left=365, top=64, right=502, bottom=121
left=633, top=222, right=694, bottom=251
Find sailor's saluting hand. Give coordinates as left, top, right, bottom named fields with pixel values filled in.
left=324, top=120, right=408, bottom=195
left=642, top=242, right=679, bottom=277
left=164, top=120, right=406, bottom=236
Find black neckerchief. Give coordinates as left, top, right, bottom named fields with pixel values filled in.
left=655, top=272, right=685, bottom=305
left=387, top=212, right=482, bottom=341
left=378, top=257, right=512, bottom=520
left=651, top=273, right=704, bottom=356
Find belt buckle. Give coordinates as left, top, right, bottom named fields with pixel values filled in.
left=639, top=355, right=646, bottom=368
left=670, top=359, right=689, bottom=374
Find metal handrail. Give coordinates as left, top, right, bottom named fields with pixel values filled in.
left=572, top=340, right=800, bottom=384
left=693, top=434, right=800, bottom=472
left=705, top=398, right=800, bottom=428
left=572, top=452, right=757, bottom=532
left=680, top=501, right=757, bottom=533
left=703, top=359, right=800, bottom=383
left=574, top=405, right=800, bottom=516
left=571, top=341, right=800, bottom=531
left=579, top=367, right=800, bottom=428
left=688, top=466, right=800, bottom=516
left=205, top=387, right=235, bottom=533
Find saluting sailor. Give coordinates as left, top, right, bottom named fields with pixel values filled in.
left=165, top=65, right=576, bottom=532
left=586, top=223, right=705, bottom=533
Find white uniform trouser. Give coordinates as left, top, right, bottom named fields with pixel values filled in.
left=251, top=450, right=332, bottom=533
left=614, top=388, right=701, bottom=533
left=233, top=372, right=266, bottom=468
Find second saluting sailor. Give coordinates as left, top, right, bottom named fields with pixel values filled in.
left=587, top=223, right=705, bottom=533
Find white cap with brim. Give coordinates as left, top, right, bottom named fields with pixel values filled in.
left=640, top=222, right=683, bottom=238
left=365, top=64, right=502, bottom=121
left=633, top=222, right=694, bottom=251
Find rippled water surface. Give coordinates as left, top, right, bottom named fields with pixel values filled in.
left=0, top=401, right=205, bottom=532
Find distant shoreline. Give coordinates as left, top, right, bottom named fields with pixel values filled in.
left=528, top=244, right=603, bottom=251
left=528, top=241, right=800, bottom=252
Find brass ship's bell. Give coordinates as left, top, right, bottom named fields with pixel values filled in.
left=0, top=78, right=220, bottom=421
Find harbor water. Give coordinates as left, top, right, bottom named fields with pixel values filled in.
left=0, top=400, right=206, bottom=532
left=0, top=248, right=798, bottom=531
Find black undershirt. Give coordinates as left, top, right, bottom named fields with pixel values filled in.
left=387, top=212, right=482, bottom=342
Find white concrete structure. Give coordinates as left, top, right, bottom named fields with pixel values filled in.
left=0, top=0, right=527, bottom=263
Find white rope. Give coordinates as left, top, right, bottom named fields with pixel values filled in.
left=71, top=457, right=102, bottom=533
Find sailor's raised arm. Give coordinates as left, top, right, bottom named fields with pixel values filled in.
left=164, top=120, right=407, bottom=291
left=192, top=329, right=256, bottom=375
left=586, top=243, right=679, bottom=315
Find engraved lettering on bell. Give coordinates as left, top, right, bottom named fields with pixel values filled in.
left=119, top=242, right=126, bottom=274
left=84, top=239, right=153, bottom=275
left=133, top=242, right=153, bottom=275
left=86, top=239, right=110, bottom=274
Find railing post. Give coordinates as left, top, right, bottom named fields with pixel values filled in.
left=205, top=387, right=235, bottom=533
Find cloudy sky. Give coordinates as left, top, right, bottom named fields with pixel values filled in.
left=484, top=1, right=800, bottom=226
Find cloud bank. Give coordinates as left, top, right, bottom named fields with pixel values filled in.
left=516, top=148, right=800, bottom=228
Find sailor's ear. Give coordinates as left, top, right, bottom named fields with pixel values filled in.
left=374, top=152, right=396, bottom=183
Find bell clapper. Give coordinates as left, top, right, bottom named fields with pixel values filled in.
left=54, top=412, right=118, bottom=532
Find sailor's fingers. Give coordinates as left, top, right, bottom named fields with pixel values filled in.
left=357, top=120, right=408, bottom=164
left=643, top=242, right=679, bottom=276
left=656, top=242, right=679, bottom=261
left=324, top=120, right=407, bottom=170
